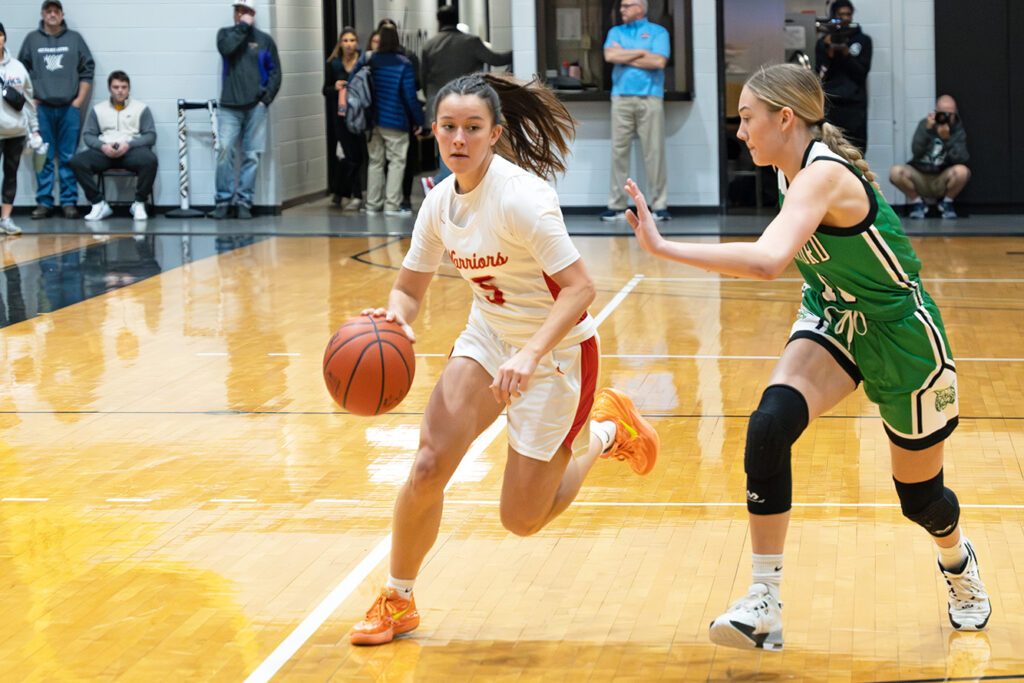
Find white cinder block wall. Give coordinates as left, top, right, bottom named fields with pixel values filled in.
left=5, top=0, right=324, bottom=209
left=3, top=0, right=934, bottom=210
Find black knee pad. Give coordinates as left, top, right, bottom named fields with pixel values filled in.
left=744, top=385, right=809, bottom=515
left=893, top=471, right=960, bottom=537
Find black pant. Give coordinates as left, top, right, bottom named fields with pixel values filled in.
left=331, top=116, right=366, bottom=199
left=1, top=136, right=26, bottom=205
left=68, top=147, right=158, bottom=203
left=825, top=100, right=868, bottom=154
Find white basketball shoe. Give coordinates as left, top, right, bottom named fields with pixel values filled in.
left=709, top=583, right=784, bottom=651
left=940, top=539, right=991, bottom=631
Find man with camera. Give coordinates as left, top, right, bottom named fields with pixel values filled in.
left=889, top=95, right=969, bottom=219
left=815, top=0, right=872, bottom=153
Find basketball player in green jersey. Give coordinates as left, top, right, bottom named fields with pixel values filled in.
left=625, top=63, right=990, bottom=651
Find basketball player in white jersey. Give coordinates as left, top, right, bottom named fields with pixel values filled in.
left=349, top=74, right=661, bottom=645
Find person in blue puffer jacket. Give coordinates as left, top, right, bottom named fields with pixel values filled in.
left=351, top=25, right=423, bottom=215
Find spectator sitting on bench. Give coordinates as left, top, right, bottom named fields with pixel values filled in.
left=69, top=70, right=157, bottom=221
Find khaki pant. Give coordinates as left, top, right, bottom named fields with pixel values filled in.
left=609, top=95, right=667, bottom=211
left=367, top=126, right=409, bottom=211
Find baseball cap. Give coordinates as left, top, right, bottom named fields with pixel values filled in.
left=42, top=0, right=63, bottom=10
left=232, top=0, right=256, bottom=11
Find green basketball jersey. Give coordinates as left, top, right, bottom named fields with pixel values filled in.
left=779, top=141, right=924, bottom=321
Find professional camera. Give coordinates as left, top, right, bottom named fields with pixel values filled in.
left=815, top=18, right=859, bottom=47
left=934, top=111, right=954, bottom=125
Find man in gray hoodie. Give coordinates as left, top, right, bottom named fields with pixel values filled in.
left=18, top=0, right=95, bottom=219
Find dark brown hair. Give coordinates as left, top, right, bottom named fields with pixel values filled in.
left=377, top=25, right=400, bottom=53
left=434, top=73, right=577, bottom=180
left=107, top=70, right=130, bottom=87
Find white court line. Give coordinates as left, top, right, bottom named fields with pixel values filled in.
left=440, top=500, right=1024, bottom=510
left=210, top=498, right=257, bottom=503
left=642, top=277, right=1024, bottom=284
left=196, top=352, right=228, bottom=357
left=106, top=498, right=153, bottom=503
left=268, top=353, right=300, bottom=357
left=245, top=276, right=641, bottom=683
left=245, top=417, right=507, bottom=683
left=313, top=499, right=364, bottom=504
left=2, top=497, right=48, bottom=502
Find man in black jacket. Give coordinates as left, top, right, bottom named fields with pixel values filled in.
left=209, top=0, right=282, bottom=220
left=419, top=5, right=511, bottom=191
left=815, top=0, right=871, bottom=153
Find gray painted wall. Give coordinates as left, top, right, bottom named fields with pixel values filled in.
left=4, top=0, right=324, bottom=209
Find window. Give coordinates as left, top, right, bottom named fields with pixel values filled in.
left=536, top=0, right=693, bottom=99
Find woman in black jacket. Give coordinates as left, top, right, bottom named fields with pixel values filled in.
left=323, top=27, right=365, bottom=210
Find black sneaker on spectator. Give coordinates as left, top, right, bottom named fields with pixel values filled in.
left=654, top=209, right=672, bottom=221
left=237, top=205, right=253, bottom=220
left=207, top=203, right=231, bottom=220
left=62, top=205, right=79, bottom=219
left=31, top=205, right=53, bottom=219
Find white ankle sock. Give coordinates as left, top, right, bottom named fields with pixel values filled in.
left=591, top=419, right=616, bottom=453
left=938, top=535, right=969, bottom=572
left=387, top=575, right=416, bottom=599
left=752, top=553, right=784, bottom=600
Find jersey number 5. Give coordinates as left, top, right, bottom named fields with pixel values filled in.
left=471, top=275, right=506, bottom=305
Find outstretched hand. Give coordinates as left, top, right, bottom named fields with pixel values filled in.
left=359, top=307, right=416, bottom=343
left=624, top=179, right=664, bottom=255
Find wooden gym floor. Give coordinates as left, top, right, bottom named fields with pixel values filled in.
left=0, top=219, right=1021, bottom=681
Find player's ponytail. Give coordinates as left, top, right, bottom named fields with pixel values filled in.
left=744, top=63, right=878, bottom=189
left=433, top=73, right=576, bottom=181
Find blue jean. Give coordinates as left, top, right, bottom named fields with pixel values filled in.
left=432, top=149, right=451, bottom=184
left=215, top=104, right=268, bottom=207
left=36, top=104, right=81, bottom=207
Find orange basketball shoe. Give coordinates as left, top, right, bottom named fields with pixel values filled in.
left=592, top=388, right=659, bottom=475
left=349, top=588, right=420, bottom=645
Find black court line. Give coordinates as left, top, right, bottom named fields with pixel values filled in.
left=870, top=675, right=1024, bottom=683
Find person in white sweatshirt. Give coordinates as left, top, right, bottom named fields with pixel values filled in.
left=0, top=23, right=41, bottom=236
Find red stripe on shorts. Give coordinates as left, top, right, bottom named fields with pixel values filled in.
left=562, top=335, right=599, bottom=451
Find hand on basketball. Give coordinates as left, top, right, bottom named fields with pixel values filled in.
left=624, top=179, right=664, bottom=256
left=490, top=350, right=539, bottom=405
left=360, top=307, right=416, bottom=343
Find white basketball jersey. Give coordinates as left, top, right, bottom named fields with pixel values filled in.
left=403, top=155, right=596, bottom=349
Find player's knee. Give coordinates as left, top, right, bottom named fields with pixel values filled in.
left=893, top=471, right=960, bottom=537
left=745, top=385, right=808, bottom=479
left=499, top=506, right=544, bottom=537
left=744, top=385, right=808, bottom=515
left=405, top=449, right=450, bottom=498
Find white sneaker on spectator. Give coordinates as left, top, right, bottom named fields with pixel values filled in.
left=344, top=198, right=363, bottom=211
left=130, top=201, right=148, bottom=221
left=0, top=217, right=22, bottom=235
left=84, top=201, right=113, bottom=222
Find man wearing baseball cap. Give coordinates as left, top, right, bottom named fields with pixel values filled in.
left=18, top=0, right=95, bottom=219
left=209, top=0, right=282, bottom=220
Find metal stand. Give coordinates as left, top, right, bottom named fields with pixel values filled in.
left=165, top=99, right=218, bottom=218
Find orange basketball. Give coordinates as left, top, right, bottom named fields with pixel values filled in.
left=323, top=316, right=416, bottom=416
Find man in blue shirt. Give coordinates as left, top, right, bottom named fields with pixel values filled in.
left=601, top=0, right=670, bottom=221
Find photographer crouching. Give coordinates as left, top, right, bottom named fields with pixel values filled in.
left=815, top=0, right=872, bottom=152
left=890, top=95, right=970, bottom=219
